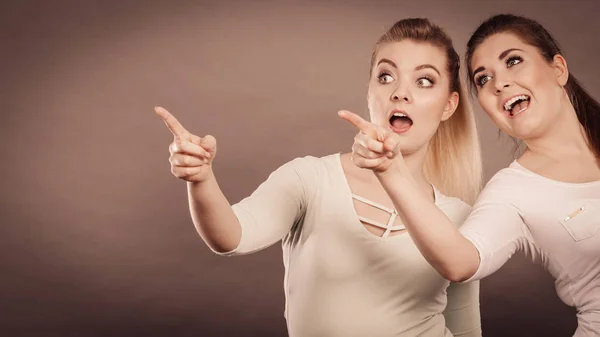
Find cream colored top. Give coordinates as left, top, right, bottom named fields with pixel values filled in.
left=216, top=153, right=481, bottom=337
left=460, top=161, right=600, bottom=337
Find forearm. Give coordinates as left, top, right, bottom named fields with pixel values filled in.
left=187, top=172, right=241, bottom=253
left=376, top=168, right=480, bottom=282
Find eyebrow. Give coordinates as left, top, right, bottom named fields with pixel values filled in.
left=376, top=58, right=441, bottom=76
left=499, top=48, right=523, bottom=60
left=472, top=48, right=524, bottom=79
left=415, top=64, right=440, bottom=76
left=376, top=58, right=397, bottom=69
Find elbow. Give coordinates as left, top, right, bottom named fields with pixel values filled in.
left=207, top=241, right=240, bottom=257
left=440, top=243, right=481, bottom=282
left=445, top=272, right=471, bottom=283
left=200, top=234, right=241, bottom=256
left=193, top=224, right=242, bottom=256
left=440, top=266, right=476, bottom=283
left=442, top=270, right=464, bottom=283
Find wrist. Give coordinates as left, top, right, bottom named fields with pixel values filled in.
left=374, top=165, right=404, bottom=185
left=374, top=159, right=407, bottom=178
left=188, top=170, right=216, bottom=187
left=375, top=162, right=418, bottom=189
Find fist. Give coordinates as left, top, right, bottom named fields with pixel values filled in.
left=155, top=106, right=217, bottom=183
left=338, top=110, right=402, bottom=173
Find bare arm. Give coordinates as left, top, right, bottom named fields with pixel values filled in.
left=155, top=107, right=240, bottom=253
left=156, top=107, right=307, bottom=255
left=339, top=110, right=479, bottom=281
left=339, top=110, right=530, bottom=283
left=377, top=171, right=480, bottom=282
left=187, top=158, right=309, bottom=255
left=187, top=175, right=242, bottom=253
left=379, top=166, right=533, bottom=284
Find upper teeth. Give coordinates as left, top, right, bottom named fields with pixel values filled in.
left=504, top=95, right=529, bottom=111
left=393, top=112, right=407, bottom=117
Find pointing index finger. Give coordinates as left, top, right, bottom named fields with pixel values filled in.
left=338, top=110, right=375, bottom=136
left=155, top=106, right=188, bottom=137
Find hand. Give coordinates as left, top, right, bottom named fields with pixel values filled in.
left=338, top=110, right=402, bottom=173
left=155, top=106, right=217, bottom=183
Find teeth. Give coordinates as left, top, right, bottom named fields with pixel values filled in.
left=503, top=95, right=530, bottom=111
left=393, top=112, right=407, bottom=118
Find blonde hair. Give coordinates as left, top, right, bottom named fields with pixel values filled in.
left=371, top=18, right=483, bottom=205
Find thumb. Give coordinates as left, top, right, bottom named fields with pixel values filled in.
left=201, top=135, right=217, bottom=153
left=383, top=133, right=401, bottom=157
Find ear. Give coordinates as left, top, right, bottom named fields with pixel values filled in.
left=441, top=91, right=460, bottom=121
left=552, top=54, right=569, bottom=86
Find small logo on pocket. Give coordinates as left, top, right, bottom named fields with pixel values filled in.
left=563, top=206, right=586, bottom=222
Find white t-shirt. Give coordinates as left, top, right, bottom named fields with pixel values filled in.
left=460, top=160, right=600, bottom=337
left=217, top=153, right=481, bottom=337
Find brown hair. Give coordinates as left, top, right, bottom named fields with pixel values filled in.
left=371, top=18, right=483, bottom=205
left=466, top=14, right=600, bottom=156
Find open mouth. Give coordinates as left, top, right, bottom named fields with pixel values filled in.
left=503, top=94, right=530, bottom=117
left=389, top=111, right=413, bottom=132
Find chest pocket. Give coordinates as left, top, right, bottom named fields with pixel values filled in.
left=559, top=201, right=600, bottom=242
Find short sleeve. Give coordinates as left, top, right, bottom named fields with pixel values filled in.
left=214, top=157, right=315, bottom=256
left=458, top=172, right=533, bottom=282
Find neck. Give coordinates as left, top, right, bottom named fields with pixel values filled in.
left=523, top=99, right=594, bottom=162
left=384, top=143, right=432, bottom=199
left=402, top=144, right=430, bottom=187
left=369, top=143, right=434, bottom=202
left=345, top=144, right=432, bottom=198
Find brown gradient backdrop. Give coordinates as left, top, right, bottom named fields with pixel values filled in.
left=1, top=0, right=598, bottom=336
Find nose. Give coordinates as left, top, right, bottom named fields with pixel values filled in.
left=495, top=83, right=511, bottom=94
left=494, top=76, right=512, bottom=94
left=391, top=85, right=411, bottom=103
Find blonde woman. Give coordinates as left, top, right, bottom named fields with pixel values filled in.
left=156, top=18, right=482, bottom=337
left=344, top=14, right=600, bottom=337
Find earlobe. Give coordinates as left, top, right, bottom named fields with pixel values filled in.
left=554, top=54, right=569, bottom=86
left=442, top=92, right=459, bottom=121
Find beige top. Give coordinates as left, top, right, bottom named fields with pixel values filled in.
left=460, top=161, right=600, bottom=337
left=216, top=153, right=481, bottom=337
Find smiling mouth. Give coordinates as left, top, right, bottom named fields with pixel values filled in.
left=389, top=112, right=413, bottom=132
left=503, top=95, right=530, bottom=117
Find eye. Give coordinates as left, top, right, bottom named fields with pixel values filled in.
left=377, top=72, right=394, bottom=84
left=507, top=56, right=523, bottom=68
left=417, top=76, right=435, bottom=88
left=475, top=74, right=492, bottom=87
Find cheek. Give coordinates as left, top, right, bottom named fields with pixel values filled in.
left=519, top=66, right=563, bottom=113
left=523, top=67, right=546, bottom=93
left=367, top=90, right=387, bottom=123
left=414, top=90, right=448, bottom=120
left=523, top=64, right=557, bottom=93
left=477, top=92, right=506, bottom=125
left=477, top=92, right=496, bottom=113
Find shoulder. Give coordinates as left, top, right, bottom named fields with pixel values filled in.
left=272, top=153, right=341, bottom=186
left=280, top=153, right=340, bottom=174
left=484, top=161, right=533, bottom=190
left=434, top=187, right=472, bottom=227
left=474, top=162, right=533, bottom=205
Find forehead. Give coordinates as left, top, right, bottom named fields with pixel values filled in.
left=471, top=32, right=533, bottom=67
left=376, top=40, right=447, bottom=69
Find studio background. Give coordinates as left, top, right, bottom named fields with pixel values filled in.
left=2, top=0, right=598, bottom=336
